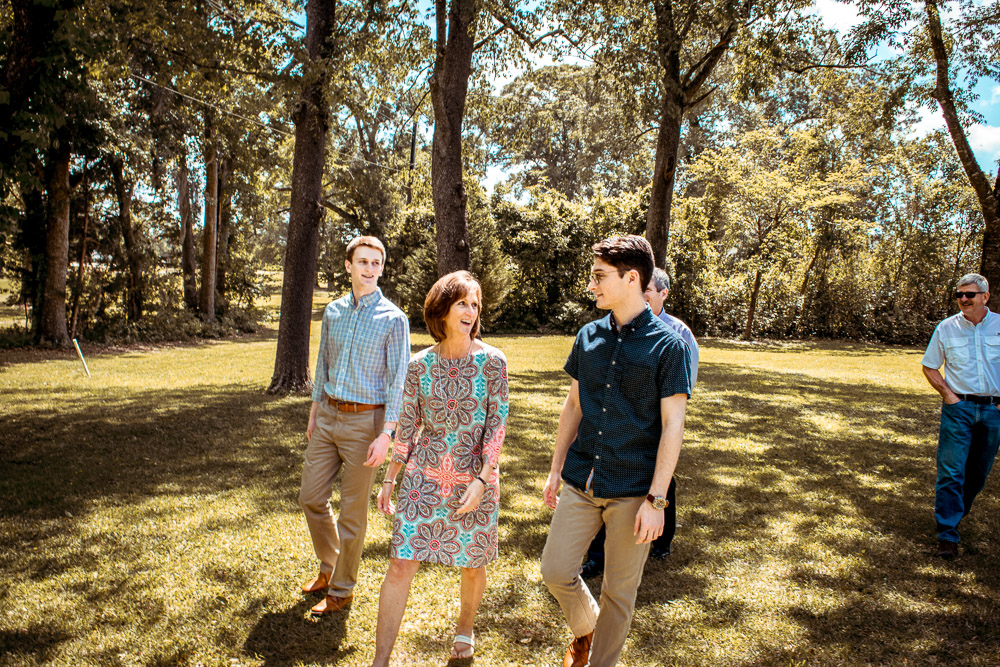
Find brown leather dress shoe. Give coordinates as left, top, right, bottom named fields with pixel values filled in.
left=310, top=593, right=353, bottom=615
left=301, top=571, right=330, bottom=594
left=563, top=631, right=593, bottom=667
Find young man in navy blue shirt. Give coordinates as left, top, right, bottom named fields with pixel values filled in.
left=540, top=235, right=690, bottom=667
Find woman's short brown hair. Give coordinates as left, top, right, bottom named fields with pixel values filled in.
left=424, top=271, right=482, bottom=342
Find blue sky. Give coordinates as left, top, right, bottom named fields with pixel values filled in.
left=814, top=0, right=1000, bottom=173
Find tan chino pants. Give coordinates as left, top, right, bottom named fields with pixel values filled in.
left=298, top=400, right=383, bottom=598
left=541, top=484, right=651, bottom=667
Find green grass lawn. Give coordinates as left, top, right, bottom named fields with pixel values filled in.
left=3, top=311, right=1000, bottom=665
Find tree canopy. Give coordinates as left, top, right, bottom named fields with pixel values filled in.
left=1, top=0, right=997, bottom=362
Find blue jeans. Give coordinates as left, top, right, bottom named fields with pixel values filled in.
left=935, top=400, right=1000, bottom=543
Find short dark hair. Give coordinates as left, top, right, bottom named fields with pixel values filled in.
left=592, top=235, right=654, bottom=291
left=346, top=235, right=386, bottom=262
left=423, top=271, right=482, bottom=343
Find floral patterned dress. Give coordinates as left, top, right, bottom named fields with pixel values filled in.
left=390, top=343, right=509, bottom=568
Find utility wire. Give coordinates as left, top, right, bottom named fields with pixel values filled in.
left=131, top=72, right=294, bottom=137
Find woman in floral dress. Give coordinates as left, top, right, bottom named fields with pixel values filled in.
left=371, top=271, right=509, bottom=666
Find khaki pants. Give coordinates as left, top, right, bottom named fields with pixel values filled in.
left=298, top=400, right=383, bottom=597
left=541, top=484, right=650, bottom=667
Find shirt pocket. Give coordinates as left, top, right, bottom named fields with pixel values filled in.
left=984, top=337, right=1000, bottom=363
left=945, top=338, right=971, bottom=365
left=616, top=360, right=654, bottom=399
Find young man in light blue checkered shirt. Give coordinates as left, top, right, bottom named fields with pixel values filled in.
left=298, top=236, right=410, bottom=615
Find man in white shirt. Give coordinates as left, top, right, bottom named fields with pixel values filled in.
left=921, top=273, right=1000, bottom=560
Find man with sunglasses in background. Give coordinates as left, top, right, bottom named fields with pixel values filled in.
left=921, top=273, right=1000, bottom=560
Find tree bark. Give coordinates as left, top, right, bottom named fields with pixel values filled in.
left=268, top=0, right=337, bottom=394
left=924, top=0, right=1000, bottom=289
left=429, top=0, right=476, bottom=276
left=199, top=113, right=219, bottom=321
left=111, top=157, right=144, bottom=323
left=647, top=93, right=684, bottom=268
left=70, top=158, right=90, bottom=338
left=743, top=268, right=762, bottom=340
left=37, top=143, right=72, bottom=347
left=216, top=156, right=232, bottom=305
left=645, top=0, right=738, bottom=266
left=176, top=157, right=199, bottom=309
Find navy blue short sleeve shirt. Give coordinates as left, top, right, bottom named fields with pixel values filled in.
left=563, top=306, right=690, bottom=498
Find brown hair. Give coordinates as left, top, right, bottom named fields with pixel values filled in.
left=423, top=271, right=482, bottom=342
left=346, top=235, right=386, bottom=262
left=592, top=235, right=654, bottom=291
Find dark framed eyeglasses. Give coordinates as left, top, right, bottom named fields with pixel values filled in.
left=955, top=291, right=983, bottom=300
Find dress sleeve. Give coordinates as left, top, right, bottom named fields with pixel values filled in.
left=392, top=357, right=424, bottom=464
left=481, top=350, right=509, bottom=471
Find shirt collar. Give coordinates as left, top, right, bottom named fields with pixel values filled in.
left=352, top=287, right=382, bottom=309
left=609, top=306, right=654, bottom=336
left=959, top=307, right=993, bottom=327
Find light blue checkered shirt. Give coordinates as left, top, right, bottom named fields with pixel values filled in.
left=312, top=287, right=411, bottom=422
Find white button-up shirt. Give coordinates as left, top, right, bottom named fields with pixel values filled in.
left=921, top=309, right=1000, bottom=396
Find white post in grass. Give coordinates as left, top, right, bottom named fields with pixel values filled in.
left=73, top=338, right=91, bottom=378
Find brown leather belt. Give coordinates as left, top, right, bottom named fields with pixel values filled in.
left=328, top=398, right=384, bottom=412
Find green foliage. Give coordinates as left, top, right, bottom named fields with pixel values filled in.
left=491, top=188, right=638, bottom=332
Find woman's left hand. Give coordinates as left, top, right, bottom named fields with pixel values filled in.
left=455, top=478, right=486, bottom=515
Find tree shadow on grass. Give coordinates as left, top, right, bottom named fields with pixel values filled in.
left=626, top=360, right=1000, bottom=662
left=244, top=602, right=356, bottom=667
left=1, top=384, right=305, bottom=524
left=0, top=626, right=74, bottom=665
left=703, top=337, right=924, bottom=357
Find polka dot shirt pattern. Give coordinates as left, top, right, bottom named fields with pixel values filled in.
left=562, top=307, right=690, bottom=498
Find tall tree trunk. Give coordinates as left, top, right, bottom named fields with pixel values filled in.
left=645, top=2, right=738, bottom=266
left=37, top=143, right=72, bottom=347
left=646, top=92, right=684, bottom=268
left=18, top=178, right=46, bottom=330
left=199, top=114, right=218, bottom=322
left=406, top=120, right=417, bottom=205
left=216, top=156, right=233, bottom=306
left=743, top=268, right=762, bottom=340
left=111, top=158, right=144, bottom=323
left=268, top=0, right=337, bottom=394
left=429, top=0, right=476, bottom=276
left=925, top=0, right=1000, bottom=289
left=176, top=157, right=198, bottom=309
left=70, top=158, right=90, bottom=338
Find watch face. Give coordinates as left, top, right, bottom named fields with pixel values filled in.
left=653, top=498, right=667, bottom=510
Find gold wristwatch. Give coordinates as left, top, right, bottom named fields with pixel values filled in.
left=646, top=494, right=669, bottom=510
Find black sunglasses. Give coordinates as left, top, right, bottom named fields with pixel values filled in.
left=955, top=291, right=984, bottom=299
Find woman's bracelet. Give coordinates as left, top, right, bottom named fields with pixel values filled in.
left=382, top=479, right=396, bottom=486
left=474, top=475, right=487, bottom=487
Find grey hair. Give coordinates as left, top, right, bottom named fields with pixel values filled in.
left=651, top=267, right=670, bottom=292
left=958, top=273, right=989, bottom=293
